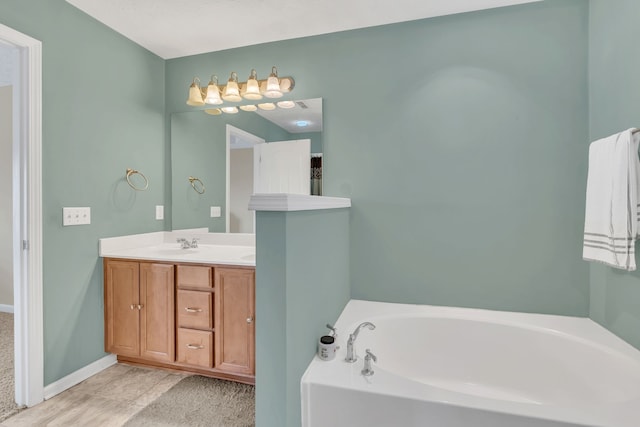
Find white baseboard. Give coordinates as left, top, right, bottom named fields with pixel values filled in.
left=43, top=354, right=117, bottom=400
left=0, top=304, right=14, bottom=313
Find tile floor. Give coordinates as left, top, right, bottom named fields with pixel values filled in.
left=0, top=363, right=188, bottom=427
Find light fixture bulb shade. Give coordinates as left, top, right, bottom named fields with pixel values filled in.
left=243, top=78, right=262, bottom=100
left=222, top=80, right=242, bottom=102
left=240, top=104, right=258, bottom=112
left=258, top=103, right=276, bottom=111
left=187, top=83, right=205, bottom=106
left=221, top=106, right=239, bottom=114
left=204, top=108, right=222, bottom=115
left=277, top=100, right=295, bottom=109
left=205, top=84, right=222, bottom=105
left=264, top=76, right=283, bottom=98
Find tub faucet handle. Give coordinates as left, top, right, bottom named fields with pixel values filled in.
left=362, top=349, right=377, bottom=376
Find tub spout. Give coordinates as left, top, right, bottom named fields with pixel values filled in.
left=345, top=322, right=375, bottom=363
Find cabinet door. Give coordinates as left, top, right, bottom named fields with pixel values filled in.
left=214, top=268, right=255, bottom=375
left=104, top=260, right=140, bottom=357
left=140, top=263, right=175, bottom=363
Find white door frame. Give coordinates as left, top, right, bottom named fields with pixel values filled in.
left=0, top=23, right=44, bottom=408
left=225, top=125, right=264, bottom=233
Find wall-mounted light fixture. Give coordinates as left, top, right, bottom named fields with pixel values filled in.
left=187, top=66, right=295, bottom=107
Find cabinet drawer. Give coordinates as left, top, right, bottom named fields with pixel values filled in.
left=177, top=290, right=212, bottom=329
left=177, top=328, right=213, bottom=368
left=177, top=265, right=212, bottom=289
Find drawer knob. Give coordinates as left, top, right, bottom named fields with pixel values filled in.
left=186, top=344, right=204, bottom=350
left=246, top=316, right=254, bottom=324
left=185, top=307, right=203, bottom=313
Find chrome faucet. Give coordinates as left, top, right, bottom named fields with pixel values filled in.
left=361, top=349, right=377, bottom=376
left=176, top=237, right=199, bottom=249
left=345, top=321, right=375, bottom=363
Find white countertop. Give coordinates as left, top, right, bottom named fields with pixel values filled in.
left=248, top=193, right=351, bottom=211
left=99, top=231, right=256, bottom=266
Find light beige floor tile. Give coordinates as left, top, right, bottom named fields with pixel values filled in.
left=3, top=389, right=141, bottom=427
left=72, top=365, right=170, bottom=403
left=133, top=372, right=189, bottom=407
left=2, top=364, right=202, bottom=427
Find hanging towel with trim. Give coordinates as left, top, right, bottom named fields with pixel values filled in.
left=583, top=128, right=640, bottom=270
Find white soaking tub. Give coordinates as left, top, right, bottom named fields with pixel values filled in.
left=301, top=300, right=640, bottom=427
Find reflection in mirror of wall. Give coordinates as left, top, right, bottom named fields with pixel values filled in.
left=170, top=98, right=323, bottom=233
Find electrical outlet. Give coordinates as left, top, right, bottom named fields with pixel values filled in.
left=63, top=207, right=91, bottom=226
left=210, top=206, right=221, bottom=218
left=156, top=205, right=164, bottom=220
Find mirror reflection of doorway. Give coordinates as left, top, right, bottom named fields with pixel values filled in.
left=227, top=125, right=264, bottom=233
left=226, top=125, right=313, bottom=233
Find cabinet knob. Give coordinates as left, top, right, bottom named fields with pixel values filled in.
left=185, top=307, right=203, bottom=313
left=137, top=304, right=143, bottom=310
left=246, top=316, right=254, bottom=324
left=130, top=304, right=135, bottom=310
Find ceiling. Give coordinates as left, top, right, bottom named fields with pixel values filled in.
left=66, top=0, right=541, bottom=59
left=256, top=98, right=322, bottom=134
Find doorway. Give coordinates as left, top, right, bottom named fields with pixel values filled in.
left=226, top=125, right=264, bottom=233
left=0, top=23, right=44, bottom=408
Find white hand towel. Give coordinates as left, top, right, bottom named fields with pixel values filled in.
left=583, top=128, right=640, bottom=270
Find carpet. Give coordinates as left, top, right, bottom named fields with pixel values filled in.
left=124, top=375, right=255, bottom=427
left=0, top=312, right=20, bottom=423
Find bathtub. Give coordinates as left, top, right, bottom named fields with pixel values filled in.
left=301, top=300, right=640, bottom=427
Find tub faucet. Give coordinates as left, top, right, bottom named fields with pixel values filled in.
left=345, top=321, right=375, bottom=363
left=361, top=349, right=377, bottom=376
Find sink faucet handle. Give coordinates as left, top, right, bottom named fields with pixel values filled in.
left=190, top=237, right=199, bottom=248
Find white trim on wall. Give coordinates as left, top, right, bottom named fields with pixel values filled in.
left=43, top=354, right=116, bottom=400
left=0, top=22, right=44, bottom=408
left=0, top=304, right=14, bottom=313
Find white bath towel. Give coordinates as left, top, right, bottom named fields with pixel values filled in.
left=583, top=128, right=640, bottom=270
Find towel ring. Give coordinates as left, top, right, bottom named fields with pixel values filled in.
left=188, top=176, right=205, bottom=194
left=126, top=168, right=149, bottom=191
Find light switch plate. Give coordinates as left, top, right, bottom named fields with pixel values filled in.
left=63, top=207, right=91, bottom=226
left=156, top=205, right=164, bottom=220
left=210, top=206, right=221, bottom=218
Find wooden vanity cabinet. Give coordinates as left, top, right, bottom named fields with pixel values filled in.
left=104, top=258, right=255, bottom=384
left=215, top=267, right=255, bottom=375
left=104, top=260, right=175, bottom=363
left=176, top=265, right=214, bottom=368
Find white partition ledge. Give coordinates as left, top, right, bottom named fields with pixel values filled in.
left=248, top=194, right=351, bottom=212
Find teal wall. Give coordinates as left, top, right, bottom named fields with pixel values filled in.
left=588, top=0, right=640, bottom=349
left=167, top=0, right=590, bottom=316
left=255, top=209, right=350, bottom=427
left=1, top=0, right=598, bottom=410
left=170, top=111, right=290, bottom=231
left=0, top=1, right=166, bottom=385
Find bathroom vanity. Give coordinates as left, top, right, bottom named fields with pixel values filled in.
left=100, top=231, right=255, bottom=384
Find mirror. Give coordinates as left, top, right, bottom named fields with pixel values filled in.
left=171, top=98, right=323, bottom=233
